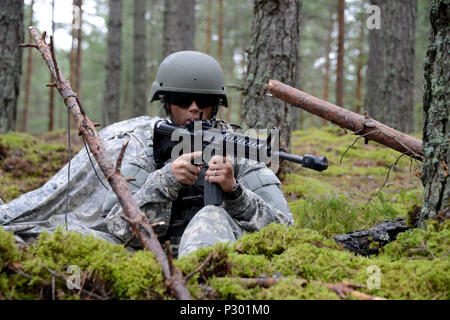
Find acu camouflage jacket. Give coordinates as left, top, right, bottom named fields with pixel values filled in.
left=103, top=117, right=294, bottom=246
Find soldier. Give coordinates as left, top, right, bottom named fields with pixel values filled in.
left=103, top=51, right=293, bottom=258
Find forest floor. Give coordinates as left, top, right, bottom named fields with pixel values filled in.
left=0, top=126, right=448, bottom=300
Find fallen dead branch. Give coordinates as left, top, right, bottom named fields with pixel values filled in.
left=333, top=218, right=409, bottom=256
left=19, top=26, right=191, bottom=300
left=267, top=80, right=423, bottom=162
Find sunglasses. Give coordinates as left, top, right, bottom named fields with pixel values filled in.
left=165, top=92, right=219, bottom=109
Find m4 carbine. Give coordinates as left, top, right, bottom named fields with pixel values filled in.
left=153, top=119, right=328, bottom=206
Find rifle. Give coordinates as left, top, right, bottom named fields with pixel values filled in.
left=153, top=118, right=328, bottom=206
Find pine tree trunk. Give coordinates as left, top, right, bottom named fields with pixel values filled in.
left=148, top=0, right=155, bottom=69
left=163, top=0, right=195, bottom=57
left=323, top=10, right=334, bottom=126
left=132, top=0, right=148, bottom=118
left=70, top=1, right=76, bottom=91
left=0, top=0, right=24, bottom=133
left=48, top=0, right=55, bottom=131
left=364, top=0, right=417, bottom=133
left=225, top=48, right=234, bottom=122
left=103, top=0, right=122, bottom=126
left=291, top=8, right=303, bottom=131
left=419, top=0, right=449, bottom=226
left=121, top=69, right=131, bottom=118
left=218, top=0, right=224, bottom=64
left=242, top=0, right=302, bottom=150
left=21, top=0, right=34, bottom=133
left=336, top=0, right=345, bottom=107
left=355, top=11, right=365, bottom=115
left=290, top=48, right=301, bottom=131
left=205, top=0, right=212, bottom=54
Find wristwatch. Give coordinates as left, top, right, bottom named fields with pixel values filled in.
left=224, top=182, right=243, bottom=201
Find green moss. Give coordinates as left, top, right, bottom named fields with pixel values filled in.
left=380, top=220, right=450, bottom=261
left=255, top=278, right=339, bottom=300
left=0, top=227, right=165, bottom=300
left=229, top=254, right=272, bottom=278
left=235, top=224, right=341, bottom=258
left=0, top=131, right=81, bottom=202
left=199, top=217, right=448, bottom=299
left=282, top=174, right=337, bottom=198
left=1, top=221, right=448, bottom=300
left=0, top=176, right=24, bottom=202
left=208, top=276, right=252, bottom=300
left=0, top=227, right=22, bottom=267
left=0, top=132, right=38, bottom=150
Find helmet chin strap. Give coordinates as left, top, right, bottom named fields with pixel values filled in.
left=216, top=106, right=222, bottom=120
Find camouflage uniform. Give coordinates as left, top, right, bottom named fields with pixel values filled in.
left=104, top=119, right=293, bottom=258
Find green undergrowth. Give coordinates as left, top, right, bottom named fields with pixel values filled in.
left=284, top=126, right=424, bottom=236
left=282, top=173, right=421, bottom=237
left=2, top=220, right=447, bottom=300
left=176, top=221, right=449, bottom=300
left=0, top=227, right=165, bottom=299
left=0, top=131, right=82, bottom=202
left=0, top=126, right=446, bottom=300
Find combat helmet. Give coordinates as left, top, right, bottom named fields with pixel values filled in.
left=149, top=51, right=228, bottom=108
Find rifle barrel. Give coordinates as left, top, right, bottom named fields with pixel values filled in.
left=278, top=152, right=328, bottom=172
left=278, top=152, right=303, bottom=164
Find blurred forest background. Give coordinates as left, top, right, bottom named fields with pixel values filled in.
left=10, top=0, right=430, bottom=135
left=1, top=1, right=449, bottom=301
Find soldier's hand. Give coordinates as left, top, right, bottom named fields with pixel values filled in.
left=205, top=155, right=236, bottom=193
left=170, top=151, right=202, bottom=185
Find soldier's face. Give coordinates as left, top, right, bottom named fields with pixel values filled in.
left=170, top=101, right=214, bottom=125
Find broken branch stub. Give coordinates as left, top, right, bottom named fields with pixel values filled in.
left=267, top=80, right=424, bottom=162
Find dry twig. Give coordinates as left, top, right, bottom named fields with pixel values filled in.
left=184, top=252, right=215, bottom=282
left=376, top=152, right=408, bottom=195
left=20, top=26, right=192, bottom=300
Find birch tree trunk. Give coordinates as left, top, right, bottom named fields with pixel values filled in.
left=103, top=0, right=122, bottom=126
left=0, top=0, right=24, bottom=133
left=419, top=0, right=449, bottom=226
left=242, top=0, right=302, bottom=150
